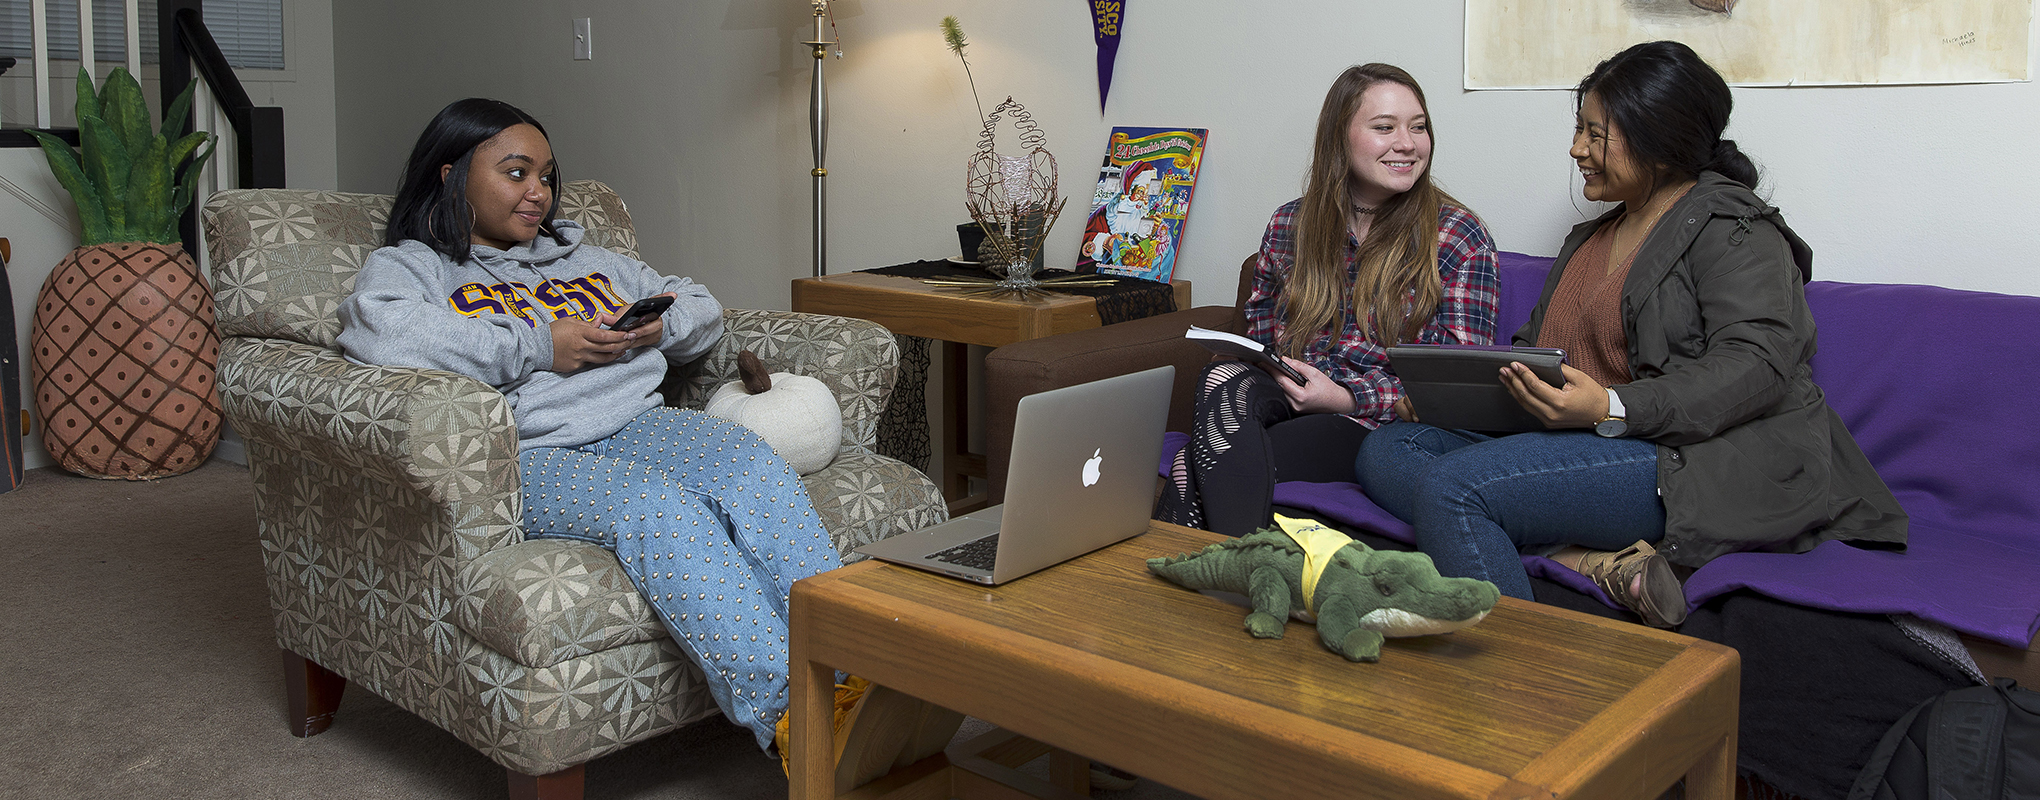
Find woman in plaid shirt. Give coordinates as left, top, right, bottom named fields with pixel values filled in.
left=1156, top=63, right=1499, bottom=536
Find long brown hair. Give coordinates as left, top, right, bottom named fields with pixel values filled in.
left=1280, top=64, right=1465, bottom=356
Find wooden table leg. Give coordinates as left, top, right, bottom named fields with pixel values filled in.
left=1047, top=750, right=1090, bottom=797
left=1683, top=730, right=1735, bottom=800
left=790, top=658, right=836, bottom=800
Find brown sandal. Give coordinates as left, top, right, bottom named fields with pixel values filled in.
left=1573, top=540, right=1688, bottom=628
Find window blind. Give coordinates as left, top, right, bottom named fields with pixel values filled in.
left=0, top=0, right=284, bottom=70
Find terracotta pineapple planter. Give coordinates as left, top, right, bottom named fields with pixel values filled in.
left=25, top=67, right=220, bottom=478
left=31, top=242, right=222, bottom=479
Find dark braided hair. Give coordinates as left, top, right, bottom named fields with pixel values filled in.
left=1576, top=41, right=1759, bottom=192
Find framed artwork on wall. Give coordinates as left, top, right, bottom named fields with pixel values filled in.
left=1466, top=0, right=2032, bottom=88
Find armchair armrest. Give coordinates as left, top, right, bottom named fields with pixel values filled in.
left=456, top=538, right=663, bottom=669
left=217, top=336, right=526, bottom=559
left=661, top=309, right=899, bottom=456
left=983, top=305, right=1237, bottom=504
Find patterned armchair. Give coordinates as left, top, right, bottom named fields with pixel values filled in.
left=205, top=181, right=946, bottom=798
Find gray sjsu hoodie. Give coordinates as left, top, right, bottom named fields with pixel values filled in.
left=336, top=220, right=722, bottom=450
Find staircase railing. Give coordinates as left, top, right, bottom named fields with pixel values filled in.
left=0, top=0, right=285, bottom=249
left=158, top=0, right=286, bottom=249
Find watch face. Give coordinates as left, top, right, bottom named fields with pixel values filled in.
left=1596, top=418, right=1628, bottom=437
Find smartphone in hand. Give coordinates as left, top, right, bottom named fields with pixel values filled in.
left=604, top=295, right=674, bottom=332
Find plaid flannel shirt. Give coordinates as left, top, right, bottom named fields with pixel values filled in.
left=1244, top=199, right=1499, bottom=428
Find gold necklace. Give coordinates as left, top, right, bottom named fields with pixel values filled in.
left=1625, top=180, right=1695, bottom=233
left=1623, top=194, right=1671, bottom=234
left=1607, top=184, right=1688, bottom=272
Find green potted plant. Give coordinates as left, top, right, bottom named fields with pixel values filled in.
left=26, top=67, right=221, bottom=479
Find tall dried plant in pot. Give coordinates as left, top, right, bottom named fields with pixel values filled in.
left=943, top=16, right=998, bottom=266
left=26, top=67, right=221, bottom=479
left=941, top=16, right=985, bottom=124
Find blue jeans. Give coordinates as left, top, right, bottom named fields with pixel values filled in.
left=1354, top=422, right=1664, bottom=601
left=520, top=407, right=841, bottom=752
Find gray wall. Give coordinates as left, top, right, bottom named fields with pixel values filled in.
left=334, top=0, right=808, bottom=312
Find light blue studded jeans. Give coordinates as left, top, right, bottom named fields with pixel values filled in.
left=519, top=407, right=841, bottom=752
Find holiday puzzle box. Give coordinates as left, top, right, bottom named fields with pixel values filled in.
left=1076, top=126, right=1207, bottom=283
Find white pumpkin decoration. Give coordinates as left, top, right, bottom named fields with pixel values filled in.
left=705, top=350, right=843, bottom=475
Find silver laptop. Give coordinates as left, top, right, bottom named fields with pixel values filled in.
left=854, top=365, right=1175, bottom=585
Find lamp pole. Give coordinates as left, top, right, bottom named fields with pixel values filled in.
left=805, top=1, right=833, bottom=278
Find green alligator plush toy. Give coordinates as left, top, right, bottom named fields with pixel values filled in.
left=1147, top=516, right=1500, bottom=662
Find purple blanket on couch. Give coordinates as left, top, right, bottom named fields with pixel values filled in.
left=1170, top=251, right=2040, bottom=647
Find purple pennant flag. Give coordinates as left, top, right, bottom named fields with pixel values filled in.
left=1090, top=1, right=1123, bottom=114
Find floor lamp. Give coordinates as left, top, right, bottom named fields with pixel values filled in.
left=805, top=1, right=834, bottom=277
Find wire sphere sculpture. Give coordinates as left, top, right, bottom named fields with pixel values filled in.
left=965, top=97, right=1069, bottom=289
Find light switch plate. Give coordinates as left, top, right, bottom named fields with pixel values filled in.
left=573, top=18, right=592, bottom=60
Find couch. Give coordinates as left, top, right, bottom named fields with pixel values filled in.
left=986, top=250, right=2040, bottom=796
left=205, top=181, right=947, bottom=797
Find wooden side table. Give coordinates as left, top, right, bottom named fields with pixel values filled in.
left=792, top=271, right=1191, bottom=515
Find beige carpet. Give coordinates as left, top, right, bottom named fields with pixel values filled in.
left=0, top=460, right=1195, bottom=799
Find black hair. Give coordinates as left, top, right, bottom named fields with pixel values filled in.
left=1575, top=41, right=1760, bottom=192
left=386, top=98, right=566, bottom=262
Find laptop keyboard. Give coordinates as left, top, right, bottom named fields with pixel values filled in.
left=929, top=534, right=1000, bottom=571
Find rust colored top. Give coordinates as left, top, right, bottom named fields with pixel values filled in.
left=1537, top=187, right=1695, bottom=388
left=1537, top=220, right=1636, bottom=387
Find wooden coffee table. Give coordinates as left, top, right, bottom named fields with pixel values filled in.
left=789, top=521, right=1740, bottom=800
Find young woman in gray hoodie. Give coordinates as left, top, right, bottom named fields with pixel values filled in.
left=336, top=99, right=836, bottom=756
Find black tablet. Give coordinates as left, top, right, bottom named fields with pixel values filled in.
left=1385, top=344, right=1567, bottom=433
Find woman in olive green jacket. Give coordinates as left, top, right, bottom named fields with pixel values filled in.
left=1356, top=41, right=1905, bottom=627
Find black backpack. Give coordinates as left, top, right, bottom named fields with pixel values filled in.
left=1849, top=678, right=2040, bottom=800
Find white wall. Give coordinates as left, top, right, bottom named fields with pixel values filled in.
left=1, top=0, right=337, bottom=471
left=331, top=1, right=2039, bottom=311
left=816, top=2, right=2040, bottom=303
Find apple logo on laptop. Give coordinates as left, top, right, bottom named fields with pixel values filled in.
left=1082, top=448, right=1103, bottom=487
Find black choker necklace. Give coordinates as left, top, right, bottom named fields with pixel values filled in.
left=1352, top=204, right=1379, bottom=215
